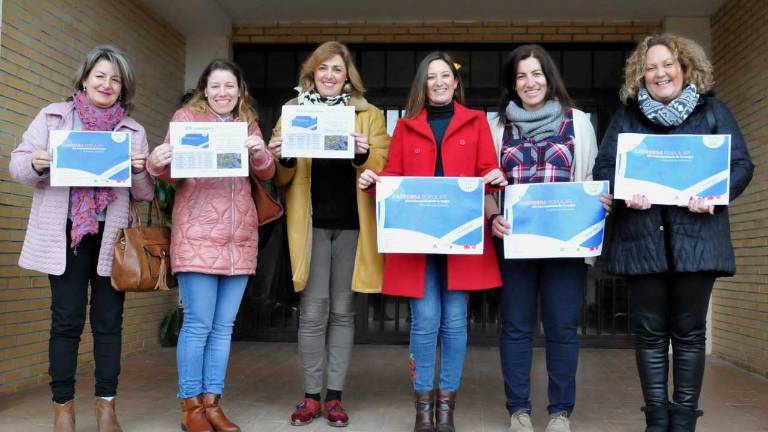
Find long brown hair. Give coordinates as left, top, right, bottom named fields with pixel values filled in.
left=497, top=44, right=573, bottom=124
left=298, top=41, right=365, bottom=97
left=405, top=52, right=465, bottom=119
left=186, top=59, right=257, bottom=124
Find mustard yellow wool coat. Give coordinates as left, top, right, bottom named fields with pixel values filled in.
left=273, top=96, right=390, bottom=293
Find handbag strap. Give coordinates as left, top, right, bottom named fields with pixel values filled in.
left=128, top=200, right=143, bottom=227
left=128, top=199, right=165, bottom=227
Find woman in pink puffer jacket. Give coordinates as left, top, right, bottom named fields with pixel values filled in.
left=147, top=59, right=274, bottom=432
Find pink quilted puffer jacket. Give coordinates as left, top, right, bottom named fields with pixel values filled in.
left=147, top=107, right=275, bottom=276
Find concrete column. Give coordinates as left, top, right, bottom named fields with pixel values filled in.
left=664, top=17, right=712, bottom=56
left=140, top=0, right=233, bottom=91
left=185, top=36, right=232, bottom=90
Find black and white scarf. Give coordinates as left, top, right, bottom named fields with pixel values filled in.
left=638, top=83, right=699, bottom=127
left=295, top=86, right=351, bottom=106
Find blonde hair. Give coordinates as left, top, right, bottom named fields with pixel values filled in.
left=620, top=33, right=714, bottom=104
left=298, top=42, right=365, bottom=97
left=186, top=59, right=257, bottom=125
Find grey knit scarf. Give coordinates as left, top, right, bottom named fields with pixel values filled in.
left=505, top=100, right=564, bottom=141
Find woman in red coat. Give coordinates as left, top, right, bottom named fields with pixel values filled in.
left=359, top=51, right=506, bottom=432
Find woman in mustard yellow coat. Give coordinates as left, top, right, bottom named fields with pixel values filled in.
left=268, top=41, right=390, bottom=427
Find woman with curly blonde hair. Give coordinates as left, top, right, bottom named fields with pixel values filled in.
left=594, top=34, right=753, bottom=431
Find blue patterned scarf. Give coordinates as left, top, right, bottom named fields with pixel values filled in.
left=638, top=83, right=699, bottom=127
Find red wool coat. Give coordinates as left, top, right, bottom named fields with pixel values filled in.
left=379, top=101, right=502, bottom=298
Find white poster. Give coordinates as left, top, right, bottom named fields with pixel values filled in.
left=280, top=105, right=355, bottom=159
left=170, top=122, right=249, bottom=178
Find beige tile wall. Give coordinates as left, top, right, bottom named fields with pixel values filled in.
left=0, top=0, right=185, bottom=394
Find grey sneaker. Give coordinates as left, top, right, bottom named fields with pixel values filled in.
left=545, top=411, right=571, bottom=432
left=509, top=409, right=534, bottom=432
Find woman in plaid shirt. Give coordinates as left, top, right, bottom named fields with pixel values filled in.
left=485, top=44, right=607, bottom=432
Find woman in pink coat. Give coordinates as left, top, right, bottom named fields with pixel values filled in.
left=147, top=59, right=275, bottom=432
left=9, top=45, right=154, bottom=432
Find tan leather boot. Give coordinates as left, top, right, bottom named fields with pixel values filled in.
left=414, top=391, right=434, bottom=432
left=95, top=398, right=123, bottom=432
left=53, top=400, right=75, bottom=432
left=181, top=395, right=214, bottom=432
left=202, top=393, right=240, bottom=432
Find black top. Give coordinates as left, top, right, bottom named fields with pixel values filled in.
left=279, top=146, right=370, bottom=230
left=311, top=158, right=360, bottom=229
left=427, top=103, right=454, bottom=177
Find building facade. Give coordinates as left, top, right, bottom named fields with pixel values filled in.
left=0, top=0, right=765, bottom=394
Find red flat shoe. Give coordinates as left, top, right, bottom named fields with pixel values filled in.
left=290, top=398, right=322, bottom=426
left=324, top=400, right=349, bottom=427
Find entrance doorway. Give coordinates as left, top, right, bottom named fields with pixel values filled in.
left=233, top=42, right=634, bottom=348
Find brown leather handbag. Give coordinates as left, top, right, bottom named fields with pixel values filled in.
left=250, top=173, right=283, bottom=225
left=111, top=200, right=177, bottom=292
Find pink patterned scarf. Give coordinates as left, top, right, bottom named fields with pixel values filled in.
left=69, top=91, right=125, bottom=249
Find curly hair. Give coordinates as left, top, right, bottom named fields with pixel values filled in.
left=620, top=33, right=714, bottom=104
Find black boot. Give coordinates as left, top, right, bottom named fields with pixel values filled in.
left=640, top=404, right=669, bottom=432
left=669, top=402, right=703, bottom=431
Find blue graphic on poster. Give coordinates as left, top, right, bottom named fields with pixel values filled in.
left=503, top=181, right=608, bottom=259
left=376, top=177, right=484, bottom=254
left=180, top=133, right=210, bottom=148
left=291, top=115, right=318, bottom=131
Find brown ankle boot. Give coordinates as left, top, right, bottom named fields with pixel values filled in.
left=203, top=393, right=240, bottom=432
left=414, top=391, right=435, bottom=432
left=435, top=389, right=456, bottom=432
left=181, top=395, right=214, bottom=432
left=95, top=398, right=123, bottom=432
left=53, top=400, right=75, bottom=432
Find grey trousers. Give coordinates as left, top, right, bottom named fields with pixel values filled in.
left=298, top=228, right=359, bottom=394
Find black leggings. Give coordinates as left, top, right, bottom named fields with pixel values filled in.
left=627, top=273, right=714, bottom=409
left=48, top=222, right=125, bottom=403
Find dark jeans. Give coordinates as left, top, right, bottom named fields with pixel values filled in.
left=499, top=257, right=585, bottom=416
left=48, top=222, right=125, bottom=403
left=627, top=273, right=714, bottom=409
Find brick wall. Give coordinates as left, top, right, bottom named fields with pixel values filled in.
left=233, top=20, right=662, bottom=44
left=0, top=0, right=184, bottom=394
left=710, top=0, right=768, bottom=377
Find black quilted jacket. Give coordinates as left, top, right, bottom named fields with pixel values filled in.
left=593, top=95, right=754, bottom=276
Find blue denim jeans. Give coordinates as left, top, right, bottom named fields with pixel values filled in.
left=499, top=257, right=585, bottom=416
left=176, top=272, right=248, bottom=398
left=409, top=255, right=468, bottom=392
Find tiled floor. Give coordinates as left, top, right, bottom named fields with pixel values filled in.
left=1, top=343, right=766, bottom=431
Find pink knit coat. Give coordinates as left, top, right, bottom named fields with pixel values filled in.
left=9, top=101, right=155, bottom=276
